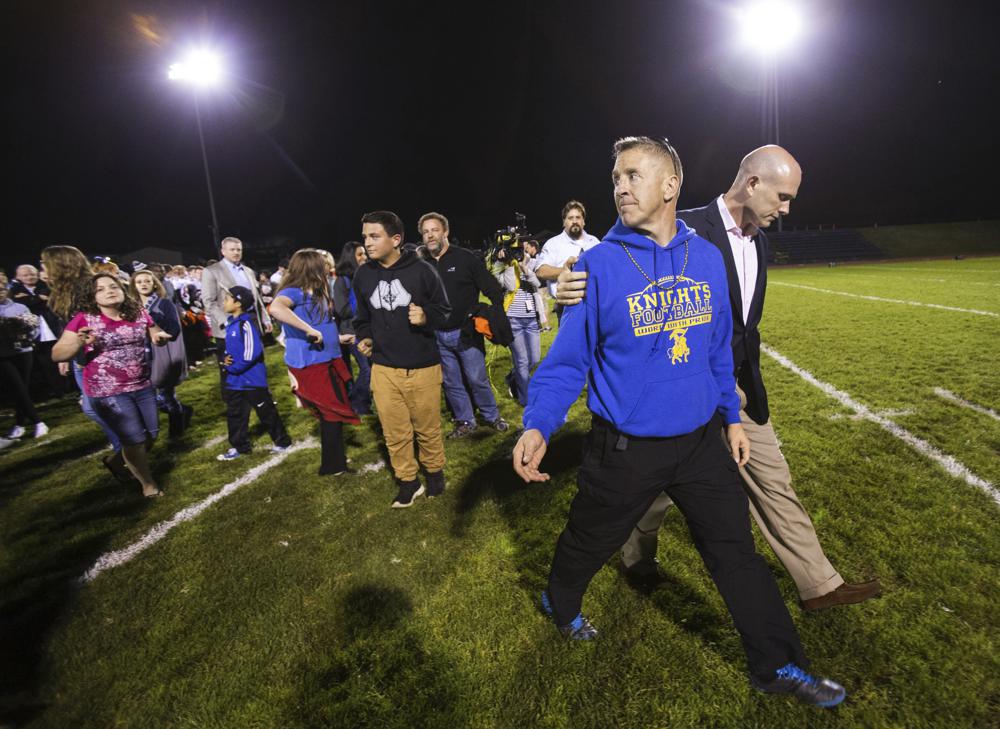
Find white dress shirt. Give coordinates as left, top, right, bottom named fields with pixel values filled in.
left=224, top=259, right=253, bottom=290
left=717, top=195, right=757, bottom=325
left=536, top=229, right=601, bottom=297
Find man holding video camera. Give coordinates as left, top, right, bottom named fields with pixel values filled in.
left=420, top=211, right=510, bottom=439
left=491, top=236, right=543, bottom=407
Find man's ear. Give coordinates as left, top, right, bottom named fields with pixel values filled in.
left=663, top=174, right=680, bottom=204
left=392, top=235, right=403, bottom=249
left=745, top=175, right=760, bottom=197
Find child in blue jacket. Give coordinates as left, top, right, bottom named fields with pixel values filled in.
left=217, top=286, right=292, bottom=460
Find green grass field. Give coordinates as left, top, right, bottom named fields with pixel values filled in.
left=2, top=257, right=998, bottom=728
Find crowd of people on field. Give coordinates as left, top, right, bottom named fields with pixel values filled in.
left=0, top=201, right=583, bottom=498
left=1, top=137, right=886, bottom=709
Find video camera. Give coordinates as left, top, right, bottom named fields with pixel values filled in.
left=488, top=212, right=529, bottom=264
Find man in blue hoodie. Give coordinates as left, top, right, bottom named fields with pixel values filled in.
left=513, top=137, right=845, bottom=708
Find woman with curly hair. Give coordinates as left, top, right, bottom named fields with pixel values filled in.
left=269, top=249, right=359, bottom=476
left=52, top=273, right=172, bottom=497
left=130, top=269, right=192, bottom=437
left=42, top=245, right=134, bottom=480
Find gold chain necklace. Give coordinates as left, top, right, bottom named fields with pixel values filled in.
left=619, top=239, right=689, bottom=291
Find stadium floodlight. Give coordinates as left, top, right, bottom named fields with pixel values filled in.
left=736, top=1, right=803, bottom=56
left=167, top=48, right=226, bottom=248
left=167, top=49, right=224, bottom=87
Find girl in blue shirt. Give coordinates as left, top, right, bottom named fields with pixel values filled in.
left=269, top=249, right=359, bottom=475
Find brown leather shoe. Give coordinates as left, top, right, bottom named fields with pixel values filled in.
left=801, top=579, right=881, bottom=611
left=615, top=558, right=669, bottom=591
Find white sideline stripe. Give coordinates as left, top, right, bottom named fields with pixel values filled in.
left=202, top=434, right=228, bottom=449
left=761, top=345, right=999, bottom=506
left=358, top=460, right=386, bottom=474
left=852, top=266, right=999, bottom=274
left=933, top=388, right=1000, bottom=423
left=80, top=437, right=318, bottom=583
left=770, top=282, right=999, bottom=317
left=0, top=432, right=67, bottom=455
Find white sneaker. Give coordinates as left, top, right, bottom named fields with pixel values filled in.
left=6, top=425, right=26, bottom=439
left=0, top=437, right=15, bottom=451
left=33, top=422, right=49, bottom=438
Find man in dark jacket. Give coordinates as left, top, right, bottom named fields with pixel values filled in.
left=354, top=210, right=452, bottom=508
left=10, top=264, right=67, bottom=397
left=554, top=145, right=880, bottom=612
left=419, top=212, right=509, bottom=438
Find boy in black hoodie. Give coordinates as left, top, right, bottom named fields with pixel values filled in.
left=353, top=211, right=452, bottom=507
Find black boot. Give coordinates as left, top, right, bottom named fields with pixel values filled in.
left=168, top=410, right=184, bottom=438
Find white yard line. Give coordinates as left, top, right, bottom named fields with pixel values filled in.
left=0, top=432, right=67, bottom=455
left=933, top=388, right=1000, bottom=423
left=80, top=437, right=318, bottom=583
left=201, top=433, right=228, bottom=450
left=761, top=344, right=999, bottom=506
left=358, top=460, right=386, bottom=474
left=770, top=281, right=999, bottom=317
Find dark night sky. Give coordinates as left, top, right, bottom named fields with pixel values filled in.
left=4, top=0, right=997, bottom=270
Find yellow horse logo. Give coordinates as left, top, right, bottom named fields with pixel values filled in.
left=668, top=327, right=690, bottom=364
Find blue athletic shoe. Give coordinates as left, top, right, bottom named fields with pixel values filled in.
left=216, top=448, right=242, bottom=461
left=540, top=591, right=598, bottom=641
left=751, top=663, right=846, bottom=708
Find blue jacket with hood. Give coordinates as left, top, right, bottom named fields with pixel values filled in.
left=222, top=312, right=269, bottom=391
left=523, top=218, right=740, bottom=441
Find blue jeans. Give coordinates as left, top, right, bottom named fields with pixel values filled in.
left=349, top=342, right=372, bottom=415
left=435, top=328, right=499, bottom=423
left=91, top=387, right=160, bottom=446
left=509, top=316, right=541, bottom=407
left=73, top=362, right=122, bottom=451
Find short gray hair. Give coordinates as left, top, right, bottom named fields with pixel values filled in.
left=612, top=136, right=683, bottom=185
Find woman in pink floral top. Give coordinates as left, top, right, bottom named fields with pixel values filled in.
left=53, top=274, right=171, bottom=497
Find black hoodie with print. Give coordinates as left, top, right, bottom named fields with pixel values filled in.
left=352, top=251, right=452, bottom=369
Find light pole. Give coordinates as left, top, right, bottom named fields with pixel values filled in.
left=168, top=50, right=224, bottom=250
left=736, top=1, right=803, bottom=230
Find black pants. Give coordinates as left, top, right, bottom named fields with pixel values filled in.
left=32, top=341, right=68, bottom=397
left=319, top=420, right=347, bottom=474
left=0, top=353, right=40, bottom=425
left=547, top=414, right=807, bottom=680
left=223, top=387, right=291, bottom=453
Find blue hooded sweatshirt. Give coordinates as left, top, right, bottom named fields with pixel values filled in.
left=523, top=218, right=740, bottom=441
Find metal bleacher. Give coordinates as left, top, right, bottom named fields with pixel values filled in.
left=767, top=229, right=884, bottom=264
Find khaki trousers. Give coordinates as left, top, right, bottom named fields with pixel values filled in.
left=370, top=364, right=446, bottom=482
left=621, top=387, right=844, bottom=600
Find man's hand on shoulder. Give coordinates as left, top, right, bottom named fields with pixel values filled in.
left=555, top=265, right=588, bottom=306
left=513, top=429, right=550, bottom=483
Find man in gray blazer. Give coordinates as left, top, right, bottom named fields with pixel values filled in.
left=201, top=237, right=272, bottom=344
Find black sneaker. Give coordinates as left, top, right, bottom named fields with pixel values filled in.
left=489, top=417, right=510, bottom=433
left=447, top=420, right=477, bottom=439
left=426, top=470, right=445, bottom=498
left=391, top=479, right=425, bottom=508
left=504, top=371, right=517, bottom=399
left=540, top=591, right=598, bottom=641
left=750, top=663, right=846, bottom=708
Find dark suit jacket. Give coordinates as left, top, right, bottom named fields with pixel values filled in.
left=679, top=200, right=770, bottom=424
left=7, top=280, right=63, bottom=337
